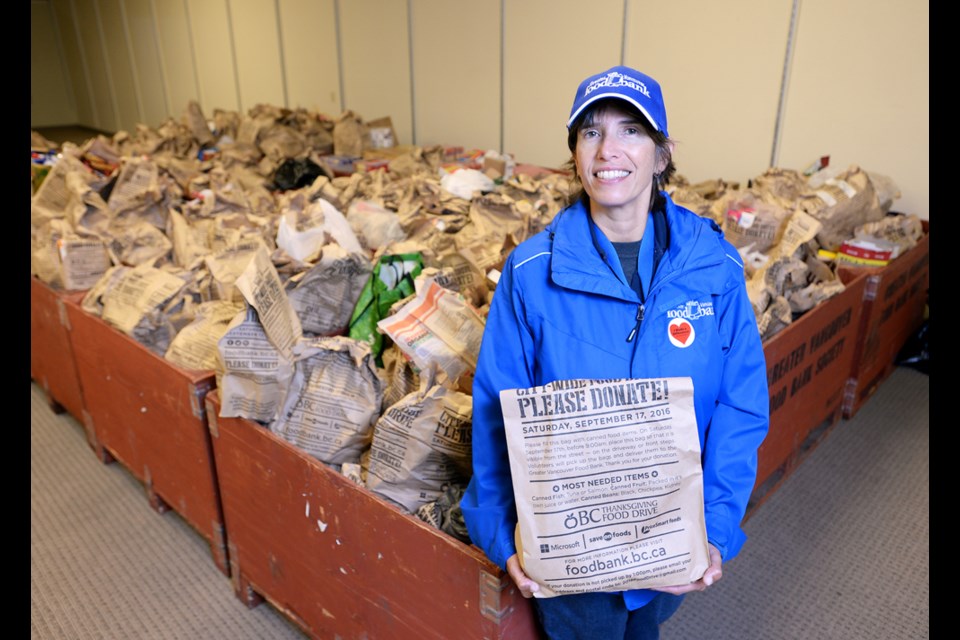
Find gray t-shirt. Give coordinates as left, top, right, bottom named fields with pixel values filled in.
left=612, top=240, right=642, bottom=296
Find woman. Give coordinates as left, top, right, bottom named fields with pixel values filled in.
left=461, top=65, right=769, bottom=639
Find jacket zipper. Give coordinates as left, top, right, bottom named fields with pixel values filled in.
left=623, top=250, right=724, bottom=343
left=626, top=304, right=644, bottom=342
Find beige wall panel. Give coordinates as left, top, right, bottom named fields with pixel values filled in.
left=51, top=0, right=96, bottom=126
left=777, top=0, right=928, bottom=218
left=98, top=0, right=142, bottom=134
left=73, top=0, right=116, bottom=131
left=278, top=0, right=340, bottom=115
left=31, top=0, right=78, bottom=127
left=625, top=0, right=791, bottom=187
left=153, top=0, right=200, bottom=117
left=409, top=0, right=498, bottom=150
left=339, top=0, right=412, bottom=145
left=33, top=0, right=931, bottom=219
left=230, top=0, right=286, bottom=111
left=123, top=0, right=169, bottom=128
left=185, top=0, right=239, bottom=114
left=504, top=0, right=623, bottom=169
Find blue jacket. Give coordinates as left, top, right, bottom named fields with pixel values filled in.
left=461, top=194, right=769, bottom=608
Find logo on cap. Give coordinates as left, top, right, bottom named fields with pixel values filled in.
left=584, top=71, right=651, bottom=99
left=568, top=66, right=667, bottom=134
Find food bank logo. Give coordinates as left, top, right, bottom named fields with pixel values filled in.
left=666, top=300, right=713, bottom=349
left=584, top=71, right=651, bottom=98
left=667, top=300, right=714, bottom=321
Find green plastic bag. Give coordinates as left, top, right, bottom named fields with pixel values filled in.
left=348, top=252, right=423, bottom=366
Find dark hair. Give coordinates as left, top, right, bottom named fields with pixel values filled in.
left=563, top=97, right=676, bottom=211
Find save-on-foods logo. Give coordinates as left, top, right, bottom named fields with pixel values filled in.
left=588, top=530, right=630, bottom=543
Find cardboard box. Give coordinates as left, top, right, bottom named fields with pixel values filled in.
left=30, top=277, right=87, bottom=425
left=482, top=156, right=507, bottom=180
left=205, top=392, right=540, bottom=640
left=838, top=220, right=929, bottom=419
left=364, top=116, right=398, bottom=150
left=747, top=270, right=869, bottom=515
left=63, top=298, right=228, bottom=575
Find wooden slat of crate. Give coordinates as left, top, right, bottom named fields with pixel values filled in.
left=205, top=393, right=540, bottom=640
left=838, top=220, right=929, bottom=419
left=30, top=277, right=86, bottom=423
left=747, top=271, right=869, bottom=516
left=63, top=298, right=228, bottom=575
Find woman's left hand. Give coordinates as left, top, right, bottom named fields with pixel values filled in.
left=651, top=544, right=723, bottom=595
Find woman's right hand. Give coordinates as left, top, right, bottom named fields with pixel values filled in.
left=506, top=554, right=540, bottom=598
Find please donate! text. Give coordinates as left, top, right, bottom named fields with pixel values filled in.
left=513, top=379, right=671, bottom=419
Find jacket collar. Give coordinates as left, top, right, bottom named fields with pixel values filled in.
left=548, top=198, right=670, bottom=298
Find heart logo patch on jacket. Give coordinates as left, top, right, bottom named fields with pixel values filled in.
left=668, top=318, right=695, bottom=348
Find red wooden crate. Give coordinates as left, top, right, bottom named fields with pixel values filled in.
left=63, top=297, right=228, bottom=575
left=747, top=271, right=869, bottom=516
left=205, top=392, right=540, bottom=640
left=838, top=220, right=929, bottom=418
left=30, top=277, right=86, bottom=424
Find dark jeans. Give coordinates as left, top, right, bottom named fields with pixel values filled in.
left=533, top=592, right=685, bottom=640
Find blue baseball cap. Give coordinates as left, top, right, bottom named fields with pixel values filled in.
left=566, top=66, right=668, bottom=137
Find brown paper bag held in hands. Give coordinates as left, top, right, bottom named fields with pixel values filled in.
left=500, top=377, right=709, bottom=598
